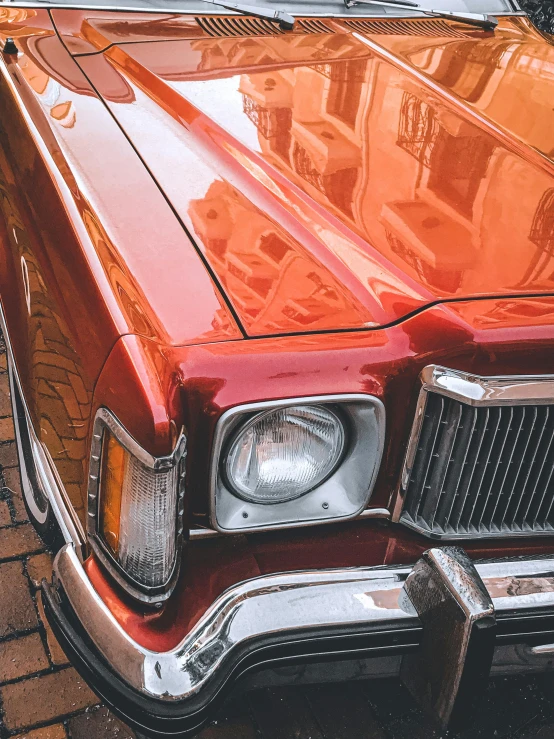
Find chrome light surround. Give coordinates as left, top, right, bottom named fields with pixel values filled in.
left=87, top=408, right=187, bottom=604
left=210, top=394, right=385, bottom=533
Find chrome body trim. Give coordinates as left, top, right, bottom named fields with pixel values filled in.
left=189, top=507, right=391, bottom=539
left=87, top=407, right=187, bottom=604
left=0, top=300, right=85, bottom=554
left=421, top=365, right=554, bottom=408
left=189, top=527, right=223, bottom=539
left=393, top=365, right=554, bottom=524
left=53, top=541, right=554, bottom=703
left=357, top=506, right=391, bottom=519
left=209, top=394, right=386, bottom=534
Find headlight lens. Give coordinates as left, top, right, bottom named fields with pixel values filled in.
left=98, top=430, right=179, bottom=589
left=224, top=405, right=345, bottom=504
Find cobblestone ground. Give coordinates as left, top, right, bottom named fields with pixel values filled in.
left=4, top=340, right=554, bottom=738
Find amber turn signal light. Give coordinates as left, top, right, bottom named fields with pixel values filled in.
left=98, top=430, right=126, bottom=556
left=97, top=429, right=180, bottom=589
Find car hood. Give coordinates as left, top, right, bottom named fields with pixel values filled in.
left=76, top=15, right=554, bottom=337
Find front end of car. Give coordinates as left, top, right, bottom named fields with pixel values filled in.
left=3, top=3, right=554, bottom=734
left=34, top=300, right=554, bottom=737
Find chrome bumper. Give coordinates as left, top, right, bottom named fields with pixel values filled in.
left=48, top=544, right=554, bottom=720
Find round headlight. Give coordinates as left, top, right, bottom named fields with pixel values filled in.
left=224, top=405, right=345, bottom=504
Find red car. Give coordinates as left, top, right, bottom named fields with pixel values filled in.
left=2, top=0, right=554, bottom=735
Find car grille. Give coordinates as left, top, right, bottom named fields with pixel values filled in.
left=399, top=392, right=554, bottom=538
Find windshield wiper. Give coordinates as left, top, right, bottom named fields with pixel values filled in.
left=344, top=0, right=498, bottom=30
left=202, top=0, right=295, bottom=29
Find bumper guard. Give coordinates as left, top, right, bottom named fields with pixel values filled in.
left=43, top=543, right=554, bottom=737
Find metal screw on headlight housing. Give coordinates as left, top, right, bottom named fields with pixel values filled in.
left=3, top=38, right=18, bottom=55
left=322, top=502, right=329, bottom=510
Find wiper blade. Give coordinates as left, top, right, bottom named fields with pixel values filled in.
left=202, top=0, right=295, bottom=29
left=344, top=0, right=498, bottom=30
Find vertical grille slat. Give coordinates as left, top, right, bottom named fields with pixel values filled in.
left=444, top=405, right=482, bottom=532
left=419, top=400, right=462, bottom=528
left=478, top=406, right=521, bottom=531
left=526, top=412, right=554, bottom=526
left=537, top=453, right=554, bottom=527
left=517, top=407, right=552, bottom=526
left=400, top=392, right=554, bottom=538
left=404, top=394, right=444, bottom=520
left=498, top=407, right=537, bottom=530
left=433, top=405, right=477, bottom=530
left=510, top=408, right=542, bottom=527
left=449, top=407, right=491, bottom=531
left=459, top=406, right=505, bottom=531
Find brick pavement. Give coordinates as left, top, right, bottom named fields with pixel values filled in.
left=4, top=336, right=554, bottom=738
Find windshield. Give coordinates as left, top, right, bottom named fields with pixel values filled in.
left=14, top=0, right=519, bottom=19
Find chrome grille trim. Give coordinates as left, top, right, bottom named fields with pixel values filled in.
left=394, top=365, right=554, bottom=539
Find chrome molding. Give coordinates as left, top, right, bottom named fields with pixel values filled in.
left=0, top=300, right=85, bottom=553
left=393, top=365, right=554, bottom=523
left=53, top=542, right=554, bottom=703
left=358, top=506, right=390, bottom=519
left=210, top=394, right=386, bottom=534
left=87, top=407, right=187, bottom=604
left=421, top=365, right=554, bottom=407
left=190, top=507, right=391, bottom=539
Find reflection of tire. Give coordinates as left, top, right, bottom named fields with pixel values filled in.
left=519, top=0, right=554, bottom=34
left=7, top=353, right=62, bottom=549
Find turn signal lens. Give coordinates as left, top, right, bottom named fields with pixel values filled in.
left=99, top=430, right=179, bottom=588
left=99, top=432, right=125, bottom=555
left=225, top=405, right=345, bottom=504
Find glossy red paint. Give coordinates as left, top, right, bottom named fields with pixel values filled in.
left=84, top=295, right=554, bottom=649
left=73, top=16, right=554, bottom=337
left=0, top=9, right=240, bottom=518
left=92, top=297, right=554, bottom=523
left=2, top=8, right=554, bottom=655
left=0, top=8, right=241, bottom=351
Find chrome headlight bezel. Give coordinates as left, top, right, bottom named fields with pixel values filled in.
left=210, top=394, right=385, bottom=534
left=87, top=408, right=186, bottom=604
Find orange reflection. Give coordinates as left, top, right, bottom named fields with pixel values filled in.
left=189, top=179, right=371, bottom=332
left=74, top=16, right=554, bottom=337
